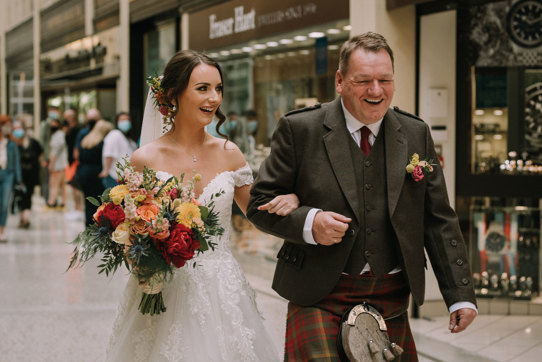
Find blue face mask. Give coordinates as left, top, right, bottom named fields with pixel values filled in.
left=13, top=129, right=24, bottom=139
left=246, top=121, right=258, bottom=134
left=48, top=111, right=59, bottom=120
left=118, top=120, right=132, bottom=133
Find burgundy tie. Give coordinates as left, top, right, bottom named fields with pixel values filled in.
left=360, top=126, right=372, bottom=156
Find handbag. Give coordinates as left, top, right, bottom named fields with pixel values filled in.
left=337, top=302, right=404, bottom=361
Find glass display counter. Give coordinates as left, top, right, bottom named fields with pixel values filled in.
left=470, top=203, right=541, bottom=300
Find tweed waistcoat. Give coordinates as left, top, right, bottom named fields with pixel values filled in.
left=343, top=125, right=400, bottom=276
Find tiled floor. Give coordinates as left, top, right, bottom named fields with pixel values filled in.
left=1, top=198, right=541, bottom=361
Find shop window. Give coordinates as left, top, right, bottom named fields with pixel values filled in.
left=472, top=67, right=542, bottom=175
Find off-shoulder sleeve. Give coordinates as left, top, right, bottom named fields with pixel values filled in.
left=233, top=163, right=253, bottom=187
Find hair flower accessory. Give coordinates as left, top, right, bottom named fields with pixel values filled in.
left=147, top=75, right=176, bottom=132
left=406, top=153, right=434, bottom=182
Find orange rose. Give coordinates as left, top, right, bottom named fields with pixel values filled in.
left=93, top=203, right=106, bottom=222
left=130, top=219, right=149, bottom=236
left=136, top=203, right=160, bottom=222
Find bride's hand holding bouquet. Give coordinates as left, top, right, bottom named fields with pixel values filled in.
left=67, top=157, right=223, bottom=315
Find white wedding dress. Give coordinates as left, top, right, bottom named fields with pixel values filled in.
left=105, top=164, right=280, bottom=362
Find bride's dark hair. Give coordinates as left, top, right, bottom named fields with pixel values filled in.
left=161, top=49, right=227, bottom=138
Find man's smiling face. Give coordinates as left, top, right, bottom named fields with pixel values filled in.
left=335, top=48, right=395, bottom=124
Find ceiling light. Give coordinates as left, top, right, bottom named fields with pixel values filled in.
left=242, top=47, right=253, bottom=52
left=287, top=51, right=296, bottom=57
left=230, top=48, right=242, bottom=54
left=219, top=50, right=230, bottom=56
left=299, top=50, right=310, bottom=55
left=266, top=41, right=279, bottom=47
left=343, top=25, right=352, bottom=31
left=294, top=35, right=307, bottom=41
left=279, top=38, right=293, bottom=44
left=327, top=28, right=341, bottom=34
left=253, top=43, right=266, bottom=50
left=277, top=53, right=286, bottom=58
left=308, top=32, right=325, bottom=38
left=328, top=45, right=339, bottom=50
left=474, top=135, right=484, bottom=140
left=493, top=134, right=503, bottom=140
left=209, top=53, right=219, bottom=58
left=493, top=109, right=504, bottom=116
left=474, top=109, right=485, bottom=116
left=264, top=55, right=275, bottom=60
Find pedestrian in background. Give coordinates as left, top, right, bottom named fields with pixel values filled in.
left=77, top=120, right=112, bottom=226
left=12, top=119, right=42, bottom=228
left=0, top=115, right=22, bottom=242
left=47, top=118, right=68, bottom=209
left=99, top=112, right=137, bottom=188
left=39, top=105, right=60, bottom=203
left=63, top=109, right=84, bottom=221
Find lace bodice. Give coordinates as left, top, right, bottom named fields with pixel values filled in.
left=106, top=163, right=279, bottom=362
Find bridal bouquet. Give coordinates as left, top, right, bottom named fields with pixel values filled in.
left=67, top=158, right=224, bottom=315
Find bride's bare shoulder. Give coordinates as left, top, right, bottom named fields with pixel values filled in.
left=130, top=138, right=168, bottom=171
left=207, top=135, right=246, bottom=171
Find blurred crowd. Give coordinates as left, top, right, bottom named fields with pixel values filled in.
left=0, top=107, right=137, bottom=242
left=0, top=107, right=262, bottom=242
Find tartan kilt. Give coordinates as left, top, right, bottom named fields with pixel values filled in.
left=285, top=272, right=418, bottom=361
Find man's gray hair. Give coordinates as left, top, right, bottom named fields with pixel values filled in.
left=338, top=32, right=394, bottom=75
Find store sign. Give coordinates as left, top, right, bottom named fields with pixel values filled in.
left=189, top=0, right=348, bottom=50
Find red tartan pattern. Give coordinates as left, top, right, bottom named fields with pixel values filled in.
left=285, top=273, right=418, bottom=361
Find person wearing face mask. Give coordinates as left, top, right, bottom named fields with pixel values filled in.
left=39, top=105, right=60, bottom=202
left=99, top=112, right=138, bottom=188
left=47, top=118, right=68, bottom=208
left=12, top=120, right=43, bottom=228
left=63, top=109, right=84, bottom=221
left=0, top=115, right=22, bottom=242
left=244, top=110, right=259, bottom=155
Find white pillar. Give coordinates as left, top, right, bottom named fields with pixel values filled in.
left=181, top=12, right=189, bottom=50
left=118, top=0, right=130, bottom=111
left=0, top=1, right=7, bottom=114
left=348, top=0, right=416, bottom=112
left=33, top=0, right=40, bottom=134
left=85, top=0, right=94, bottom=36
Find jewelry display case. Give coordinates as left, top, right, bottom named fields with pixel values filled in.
left=470, top=201, right=541, bottom=301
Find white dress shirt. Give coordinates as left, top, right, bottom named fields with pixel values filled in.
left=301, top=100, right=477, bottom=314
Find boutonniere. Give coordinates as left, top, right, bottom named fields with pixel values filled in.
left=405, top=153, right=434, bottom=182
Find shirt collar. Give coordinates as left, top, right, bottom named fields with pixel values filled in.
left=341, top=98, right=383, bottom=137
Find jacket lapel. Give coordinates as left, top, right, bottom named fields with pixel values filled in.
left=322, top=98, right=361, bottom=223
left=384, top=109, right=408, bottom=217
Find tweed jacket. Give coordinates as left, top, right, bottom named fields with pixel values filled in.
left=247, top=97, right=476, bottom=308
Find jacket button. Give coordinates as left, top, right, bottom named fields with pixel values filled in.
left=461, top=278, right=469, bottom=285
left=450, top=239, right=458, bottom=247
left=350, top=228, right=356, bottom=236
left=284, top=254, right=290, bottom=261
left=364, top=250, right=371, bottom=258
left=366, top=228, right=372, bottom=235
left=456, top=258, right=463, bottom=266
left=365, top=183, right=372, bottom=190
left=365, top=160, right=372, bottom=167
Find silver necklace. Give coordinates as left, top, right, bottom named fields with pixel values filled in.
left=168, top=132, right=206, bottom=163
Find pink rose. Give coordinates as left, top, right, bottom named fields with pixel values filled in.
left=411, top=165, right=424, bottom=182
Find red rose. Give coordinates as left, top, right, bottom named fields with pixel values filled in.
left=98, top=203, right=126, bottom=228
left=161, top=223, right=200, bottom=268
left=411, top=165, right=424, bottom=182
left=159, top=105, right=168, bottom=116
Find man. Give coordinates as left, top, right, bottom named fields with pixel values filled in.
left=39, top=105, right=60, bottom=202
left=247, top=32, right=476, bottom=361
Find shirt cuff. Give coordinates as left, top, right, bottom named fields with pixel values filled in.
left=303, top=208, right=321, bottom=245
left=449, top=301, right=477, bottom=315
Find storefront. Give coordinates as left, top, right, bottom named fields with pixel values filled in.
left=39, top=0, right=121, bottom=122
left=188, top=0, right=349, bottom=168
left=418, top=0, right=542, bottom=314
left=129, top=0, right=182, bottom=139
left=5, top=18, right=34, bottom=119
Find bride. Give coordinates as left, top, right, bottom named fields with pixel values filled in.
left=105, top=50, right=297, bottom=362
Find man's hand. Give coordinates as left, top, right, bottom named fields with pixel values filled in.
left=449, top=308, right=476, bottom=333
left=257, top=194, right=299, bottom=216
left=312, top=211, right=351, bottom=246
